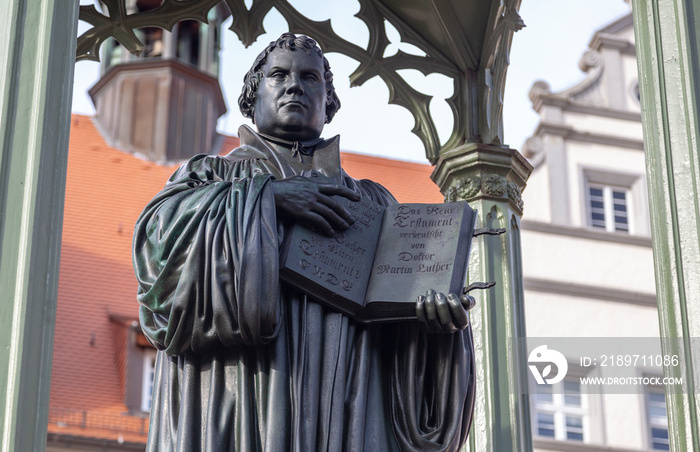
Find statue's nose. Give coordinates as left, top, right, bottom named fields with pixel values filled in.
left=285, top=73, right=304, bottom=95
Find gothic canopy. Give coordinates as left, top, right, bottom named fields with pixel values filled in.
left=78, top=0, right=523, bottom=163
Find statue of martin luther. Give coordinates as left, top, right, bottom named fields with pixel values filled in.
left=133, top=32, right=475, bottom=451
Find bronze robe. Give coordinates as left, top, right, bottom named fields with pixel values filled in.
left=133, top=126, right=474, bottom=451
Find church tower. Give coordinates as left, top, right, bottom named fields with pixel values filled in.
left=89, top=0, right=228, bottom=162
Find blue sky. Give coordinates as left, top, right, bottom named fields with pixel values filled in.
left=72, top=0, right=632, bottom=163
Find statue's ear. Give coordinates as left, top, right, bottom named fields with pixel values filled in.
left=324, top=101, right=332, bottom=124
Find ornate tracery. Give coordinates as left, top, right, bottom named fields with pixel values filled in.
left=77, top=0, right=522, bottom=164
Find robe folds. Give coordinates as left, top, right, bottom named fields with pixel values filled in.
left=133, top=127, right=475, bottom=451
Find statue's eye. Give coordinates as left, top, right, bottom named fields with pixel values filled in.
left=303, top=73, right=318, bottom=82
left=269, top=72, right=285, bottom=80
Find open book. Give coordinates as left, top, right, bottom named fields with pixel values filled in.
left=280, top=196, right=477, bottom=323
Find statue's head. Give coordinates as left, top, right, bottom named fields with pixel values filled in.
left=238, top=33, right=341, bottom=142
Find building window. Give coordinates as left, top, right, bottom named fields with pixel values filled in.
left=586, top=184, right=630, bottom=233
left=582, top=168, right=645, bottom=235
left=140, top=349, right=157, bottom=412
left=533, top=378, right=588, bottom=442
left=646, top=386, right=669, bottom=451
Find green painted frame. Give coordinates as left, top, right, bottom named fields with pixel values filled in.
left=0, top=1, right=79, bottom=450
left=632, top=0, right=700, bottom=450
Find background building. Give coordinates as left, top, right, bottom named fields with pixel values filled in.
left=521, top=12, right=666, bottom=452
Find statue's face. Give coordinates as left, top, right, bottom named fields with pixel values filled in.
left=254, top=48, right=327, bottom=142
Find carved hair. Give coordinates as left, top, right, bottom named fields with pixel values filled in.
left=238, top=33, right=341, bottom=124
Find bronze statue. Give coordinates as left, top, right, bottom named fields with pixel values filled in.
left=133, top=33, right=474, bottom=451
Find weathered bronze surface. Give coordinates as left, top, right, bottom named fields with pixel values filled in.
left=133, top=33, right=475, bottom=451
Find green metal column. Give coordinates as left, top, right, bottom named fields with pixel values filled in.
left=432, top=143, right=533, bottom=452
left=0, top=1, right=78, bottom=450
left=631, top=1, right=700, bottom=451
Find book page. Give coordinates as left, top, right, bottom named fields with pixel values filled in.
left=279, top=196, right=385, bottom=307
left=365, top=202, right=474, bottom=305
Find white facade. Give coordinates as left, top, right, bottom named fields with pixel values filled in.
left=520, top=13, right=668, bottom=452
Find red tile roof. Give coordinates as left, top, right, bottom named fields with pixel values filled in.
left=340, top=152, right=443, bottom=204
left=50, top=114, right=442, bottom=444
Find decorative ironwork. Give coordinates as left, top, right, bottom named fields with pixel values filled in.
left=478, top=0, right=524, bottom=145
left=445, top=173, right=524, bottom=211
left=77, top=0, right=522, bottom=163
left=77, top=0, right=222, bottom=62
left=473, top=227, right=506, bottom=236
left=463, top=281, right=496, bottom=293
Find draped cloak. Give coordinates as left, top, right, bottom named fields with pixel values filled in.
left=133, top=126, right=475, bottom=451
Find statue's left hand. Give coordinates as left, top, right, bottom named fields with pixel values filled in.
left=416, top=289, right=474, bottom=334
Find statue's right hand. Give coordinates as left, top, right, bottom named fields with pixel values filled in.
left=271, top=176, right=360, bottom=236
